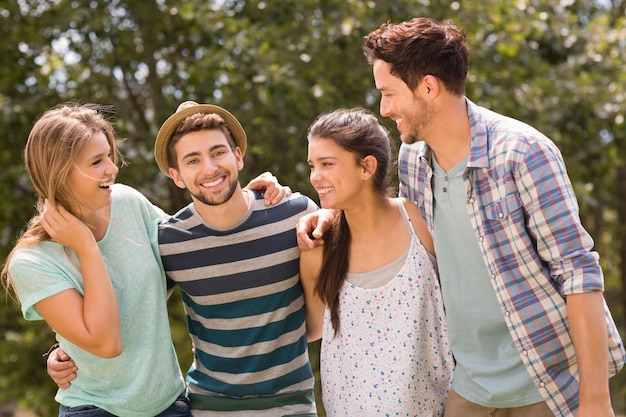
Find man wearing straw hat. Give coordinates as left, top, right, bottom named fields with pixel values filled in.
left=153, top=101, right=318, bottom=416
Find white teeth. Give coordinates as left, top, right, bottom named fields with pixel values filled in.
left=201, top=177, right=224, bottom=187
left=317, top=187, right=334, bottom=195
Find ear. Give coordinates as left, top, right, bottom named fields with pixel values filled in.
left=422, top=74, right=440, bottom=97
left=361, top=155, right=378, bottom=180
left=168, top=167, right=187, bottom=190
left=235, top=147, right=244, bottom=171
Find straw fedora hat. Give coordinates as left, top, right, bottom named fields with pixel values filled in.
left=154, top=101, right=247, bottom=177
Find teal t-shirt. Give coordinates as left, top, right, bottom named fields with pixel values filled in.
left=431, top=157, right=542, bottom=407
left=9, top=184, right=185, bottom=417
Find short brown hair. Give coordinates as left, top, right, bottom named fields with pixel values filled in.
left=362, top=17, right=470, bottom=95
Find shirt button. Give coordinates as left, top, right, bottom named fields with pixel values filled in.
left=443, top=187, right=448, bottom=192
left=469, top=198, right=475, bottom=204
left=491, top=274, right=496, bottom=280
left=539, top=382, right=546, bottom=388
left=522, top=350, right=528, bottom=356
left=504, top=311, right=510, bottom=317
left=479, top=236, right=484, bottom=242
left=499, top=213, right=504, bottom=218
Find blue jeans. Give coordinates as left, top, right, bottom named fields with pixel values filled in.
left=59, top=394, right=191, bottom=417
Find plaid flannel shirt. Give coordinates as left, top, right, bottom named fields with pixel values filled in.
left=398, top=99, right=625, bottom=417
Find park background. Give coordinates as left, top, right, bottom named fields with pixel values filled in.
left=1, top=0, right=625, bottom=416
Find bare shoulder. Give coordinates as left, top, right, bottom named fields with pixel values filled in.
left=399, top=198, right=434, bottom=256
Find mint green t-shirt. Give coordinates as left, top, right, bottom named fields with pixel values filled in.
left=9, top=184, right=185, bottom=417
left=431, top=157, right=542, bottom=407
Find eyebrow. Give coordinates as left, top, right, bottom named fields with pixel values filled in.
left=181, top=151, right=201, bottom=161
left=85, top=147, right=112, bottom=162
left=181, top=144, right=229, bottom=161
left=307, top=155, right=338, bottom=163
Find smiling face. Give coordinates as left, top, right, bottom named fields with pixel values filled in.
left=373, top=60, right=434, bottom=145
left=308, top=137, right=372, bottom=210
left=168, top=129, right=243, bottom=206
left=66, top=130, right=119, bottom=216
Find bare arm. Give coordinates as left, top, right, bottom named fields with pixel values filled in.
left=299, top=246, right=325, bottom=342
left=35, top=202, right=122, bottom=358
left=567, top=291, right=615, bottom=417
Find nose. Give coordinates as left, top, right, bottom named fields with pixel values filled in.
left=309, top=169, right=319, bottom=187
left=107, top=159, right=120, bottom=175
left=200, top=158, right=219, bottom=175
left=379, top=97, right=391, bottom=118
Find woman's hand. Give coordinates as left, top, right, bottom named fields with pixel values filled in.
left=47, top=347, right=78, bottom=389
left=244, top=171, right=292, bottom=206
left=40, top=200, right=95, bottom=251
left=296, top=209, right=338, bottom=250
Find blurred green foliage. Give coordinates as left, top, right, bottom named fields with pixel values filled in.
left=1, top=0, right=625, bottom=415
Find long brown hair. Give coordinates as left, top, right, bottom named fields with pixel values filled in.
left=1, top=104, right=120, bottom=295
left=307, top=108, right=393, bottom=335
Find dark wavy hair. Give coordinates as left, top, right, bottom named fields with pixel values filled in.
left=363, top=17, right=470, bottom=95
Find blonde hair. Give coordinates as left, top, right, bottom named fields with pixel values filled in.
left=1, top=103, right=120, bottom=294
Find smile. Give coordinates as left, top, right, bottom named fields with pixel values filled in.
left=200, top=176, right=225, bottom=188
left=99, top=178, right=115, bottom=189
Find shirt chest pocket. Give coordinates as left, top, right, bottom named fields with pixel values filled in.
left=484, top=192, right=523, bottom=222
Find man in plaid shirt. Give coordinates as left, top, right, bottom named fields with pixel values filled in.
left=299, top=16, right=624, bottom=417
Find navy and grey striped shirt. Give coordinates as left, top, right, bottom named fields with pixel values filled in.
left=159, top=190, right=318, bottom=416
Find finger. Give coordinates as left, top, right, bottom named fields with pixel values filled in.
left=312, top=225, right=324, bottom=239
left=40, top=216, right=55, bottom=239
left=54, top=348, right=72, bottom=362
left=51, top=203, right=72, bottom=222
left=55, top=373, right=76, bottom=388
left=42, top=206, right=63, bottom=230
left=296, top=230, right=315, bottom=250
left=49, top=360, right=76, bottom=372
left=263, top=185, right=278, bottom=207
left=48, top=350, right=74, bottom=369
left=44, top=202, right=73, bottom=225
left=268, top=188, right=286, bottom=206
left=48, top=363, right=71, bottom=375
